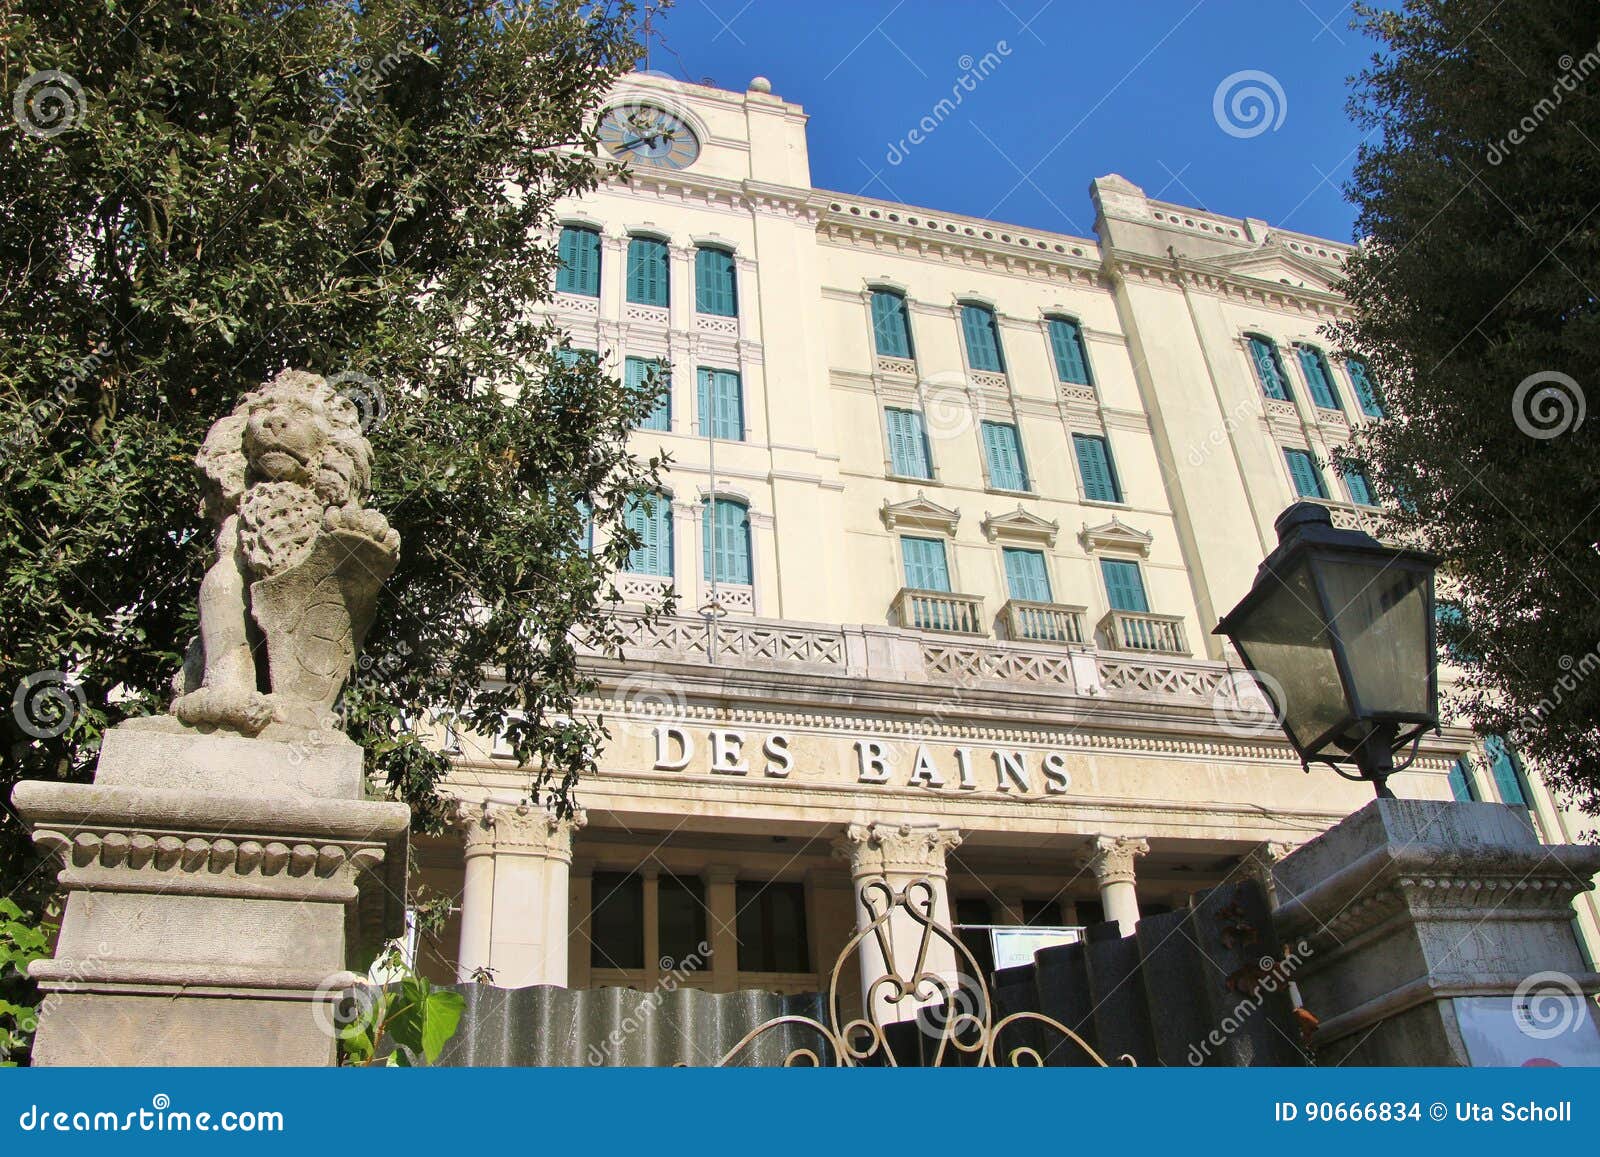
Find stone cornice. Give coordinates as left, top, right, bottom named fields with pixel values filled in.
left=1105, top=250, right=1349, bottom=319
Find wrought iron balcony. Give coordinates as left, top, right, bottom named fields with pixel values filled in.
left=1099, top=609, right=1189, bottom=656
left=1001, top=599, right=1088, bottom=645
left=893, top=588, right=985, bottom=636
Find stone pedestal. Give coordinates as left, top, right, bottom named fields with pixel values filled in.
left=1273, top=798, right=1600, bottom=1066
left=1081, top=836, right=1148, bottom=936
left=12, top=716, right=409, bottom=1066
left=835, top=821, right=962, bottom=1025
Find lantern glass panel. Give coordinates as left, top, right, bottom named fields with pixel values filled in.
left=1230, top=560, right=1349, bottom=752
left=1318, top=557, right=1432, bottom=720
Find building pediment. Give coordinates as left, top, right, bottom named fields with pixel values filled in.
left=1080, top=517, right=1153, bottom=557
left=1208, top=245, right=1341, bottom=294
left=881, top=492, right=959, bottom=535
left=981, top=506, right=1059, bottom=546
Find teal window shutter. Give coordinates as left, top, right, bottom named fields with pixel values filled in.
left=1484, top=735, right=1530, bottom=807
left=884, top=407, right=932, bottom=478
left=697, top=367, right=743, bottom=440
left=625, top=237, right=669, bottom=307
left=625, top=357, right=670, bottom=431
left=1347, top=358, right=1384, bottom=417
left=702, top=498, right=751, bottom=584
left=1003, top=548, right=1052, bottom=602
left=624, top=492, right=673, bottom=576
left=556, top=347, right=593, bottom=370
left=1447, top=757, right=1478, bottom=803
left=556, top=226, right=601, bottom=296
left=1296, top=345, right=1342, bottom=410
left=1048, top=318, right=1092, bottom=386
left=900, top=536, right=952, bottom=592
left=871, top=291, right=914, bottom=359
left=1248, top=335, right=1291, bottom=401
left=1072, top=433, right=1122, bottom=503
left=981, top=421, right=1028, bottom=491
left=960, top=304, right=1005, bottom=372
left=1344, top=467, right=1375, bottom=507
left=695, top=247, right=738, bottom=317
left=1099, top=558, right=1149, bottom=613
left=576, top=496, right=593, bottom=554
left=1284, top=448, right=1328, bottom=499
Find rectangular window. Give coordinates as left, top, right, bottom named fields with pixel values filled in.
left=735, top=881, right=810, bottom=973
left=1048, top=317, right=1093, bottom=386
left=624, top=356, right=670, bottom=431
left=1344, top=467, right=1376, bottom=507
left=981, top=421, right=1029, bottom=492
left=1099, top=558, right=1150, bottom=613
left=625, top=236, right=670, bottom=307
left=658, top=873, right=707, bottom=971
left=694, top=246, right=738, bottom=317
left=900, top=535, right=952, bottom=592
left=1346, top=358, right=1384, bottom=418
left=702, top=498, right=752, bottom=585
left=1295, top=345, right=1343, bottom=411
left=1022, top=900, right=1062, bottom=927
left=1247, top=335, right=1291, bottom=401
left=1484, top=735, right=1531, bottom=808
left=696, top=367, right=743, bottom=440
left=588, top=871, right=644, bottom=970
left=960, top=304, right=1005, bottom=372
left=884, top=407, right=932, bottom=479
left=1447, top=757, right=1478, bottom=803
left=1073, top=433, right=1122, bottom=503
left=1283, top=448, right=1328, bottom=500
left=623, top=491, right=673, bottom=577
left=1003, top=547, right=1052, bottom=602
left=556, top=346, right=593, bottom=369
left=871, top=290, right=914, bottom=359
left=556, top=226, right=601, bottom=297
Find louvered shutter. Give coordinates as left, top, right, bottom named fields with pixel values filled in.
left=1296, top=346, right=1342, bottom=410
left=1248, top=336, right=1290, bottom=401
left=557, top=227, right=600, bottom=296
left=871, top=292, right=912, bottom=358
left=982, top=422, right=1027, bottom=491
left=1347, top=359, right=1383, bottom=417
left=1345, top=468, right=1375, bottom=507
left=625, top=357, right=670, bottom=431
left=961, top=305, right=1004, bottom=372
left=702, top=499, right=751, bottom=584
left=1447, top=758, right=1478, bottom=802
left=901, top=536, right=951, bottom=592
left=1099, top=559, right=1149, bottom=613
left=1073, top=434, right=1121, bottom=503
left=695, top=247, right=738, bottom=316
left=1003, top=548, right=1052, bottom=602
left=626, top=237, right=669, bottom=307
left=1048, top=318, right=1091, bottom=385
left=1484, top=736, right=1528, bottom=806
left=1284, top=449, right=1327, bottom=499
left=885, top=408, right=931, bottom=478
left=697, top=369, right=743, bottom=440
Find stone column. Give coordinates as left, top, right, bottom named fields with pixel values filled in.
left=834, top=821, right=962, bottom=1025
left=460, top=802, right=585, bottom=989
left=1272, top=799, right=1600, bottom=1066
left=1081, top=836, right=1149, bottom=937
left=706, top=865, right=740, bottom=993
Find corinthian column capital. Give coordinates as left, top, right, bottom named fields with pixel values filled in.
left=834, top=821, right=962, bottom=879
left=456, top=800, right=586, bottom=863
left=1080, top=835, right=1149, bottom=887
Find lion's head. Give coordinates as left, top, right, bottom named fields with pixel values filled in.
left=195, top=369, right=372, bottom=519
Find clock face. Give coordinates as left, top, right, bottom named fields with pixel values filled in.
left=598, top=103, right=700, bottom=170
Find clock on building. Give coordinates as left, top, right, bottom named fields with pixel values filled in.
left=598, top=102, right=700, bottom=170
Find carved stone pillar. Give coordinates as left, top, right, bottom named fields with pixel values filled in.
left=457, top=802, right=585, bottom=989
left=834, top=821, right=962, bottom=1025
left=1081, top=836, right=1149, bottom=937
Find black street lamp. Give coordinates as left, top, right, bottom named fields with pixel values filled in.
left=1214, top=502, right=1440, bottom=799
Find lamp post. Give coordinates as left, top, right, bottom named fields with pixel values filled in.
left=1214, top=502, right=1440, bottom=799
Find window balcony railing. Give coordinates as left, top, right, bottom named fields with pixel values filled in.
left=893, top=588, right=986, bottom=636
left=616, top=573, right=674, bottom=606
left=1305, top=497, right=1386, bottom=540
left=699, top=582, right=754, bottom=616
left=1001, top=599, right=1088, bottom=645
left=875, top=354, right=917, bottom=377
left=1099, top=609, right=1189, bottom=656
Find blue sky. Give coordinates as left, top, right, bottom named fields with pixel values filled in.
left=646, top=0, right=1395, bottom=243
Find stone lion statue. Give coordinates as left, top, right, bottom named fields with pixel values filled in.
left=172, top=369, right=400, bottom=734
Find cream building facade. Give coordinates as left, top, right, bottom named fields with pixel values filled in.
left=413, top=73, right=1600, bottom=998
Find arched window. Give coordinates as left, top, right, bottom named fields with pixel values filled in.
left=694, top=246, right=738, bottom=316
left=556, top=225, right=601, bottom=297
left=626, top=236, right=670, bottom=307
left=623, top=491, right=674, bottom=577
left=1246, top=334, right=1291, bottom=401
left=870, top=289, right=914, bottom=358
left=702, top=498, right=752, bottom=584
left=960, top=303, right=1005, bottom=372
left=1046, top=316, right=1093, bottom=386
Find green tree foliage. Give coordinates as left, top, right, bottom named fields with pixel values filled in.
left=1332, top=1, right=1600, bottom=818
left=0, top=0, right=667, bottom=910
